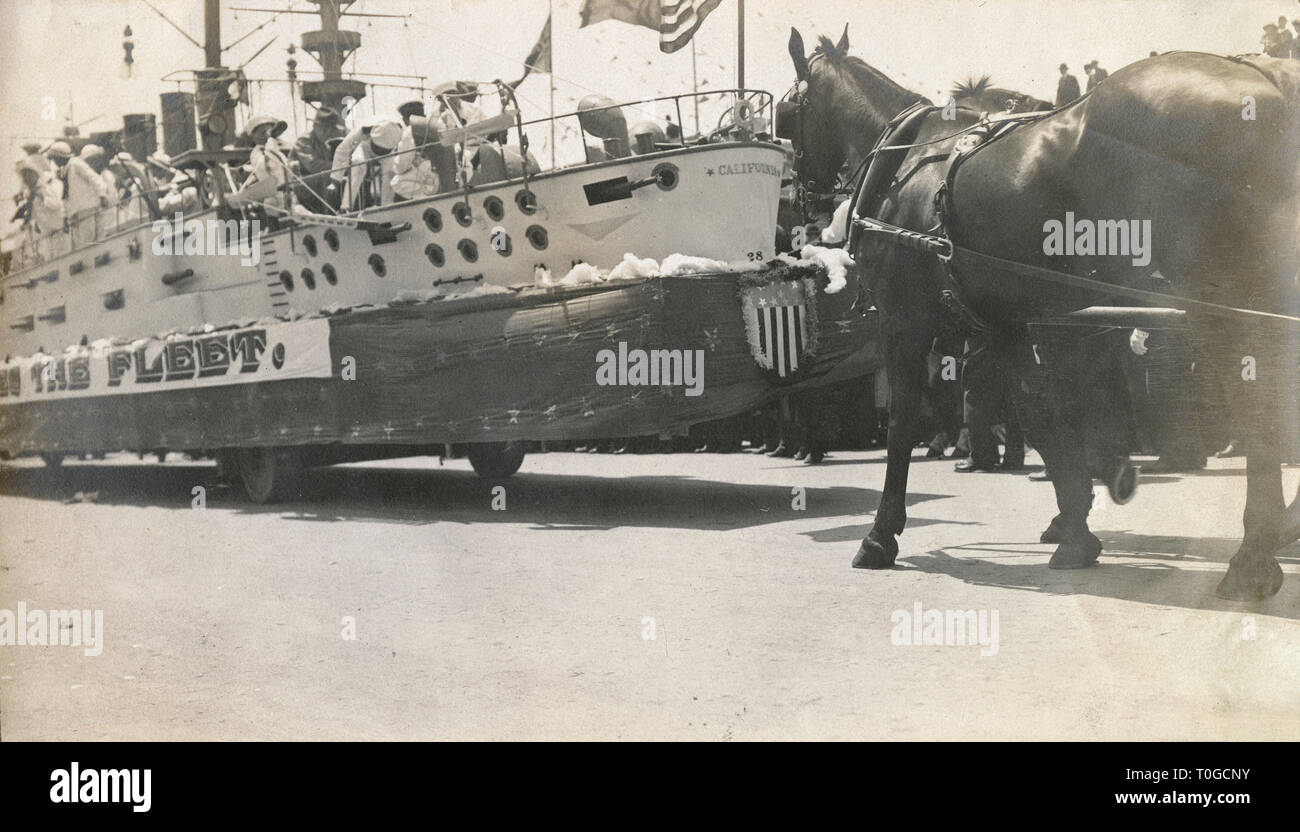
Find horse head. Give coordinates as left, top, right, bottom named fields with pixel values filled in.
left=783, top=25, right=926, bottom=195
left=950, top=76, right=1052, bottom=114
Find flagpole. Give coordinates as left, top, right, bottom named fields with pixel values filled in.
left=691, top=40, right=700, bottom=134
left=736, top=0, right=745, bottom=90
left=548, top=0, right=556, bottom=169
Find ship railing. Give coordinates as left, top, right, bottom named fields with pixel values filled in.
left=3, top=192, right=162, bottom=276
left=304, top=87, right=776, bottom=216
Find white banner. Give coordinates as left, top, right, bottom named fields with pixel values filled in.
left=0, top=318, right=333, bottom=404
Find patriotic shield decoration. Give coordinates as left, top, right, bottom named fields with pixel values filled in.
left=740, top=277, right=817, bottom=380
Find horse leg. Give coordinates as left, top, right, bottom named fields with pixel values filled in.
left=1216, top=334, right=1290, bottom=600
left=1013, top=334, right=1102, bottom=567
left=855, top=331, right=930, bottom=568
left=1217, top=441, right=1285, bottom=600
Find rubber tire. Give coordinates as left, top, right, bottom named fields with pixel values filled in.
left=466, top=442, right=526, bottom=480
left=237, top=447, right=301, bottom=504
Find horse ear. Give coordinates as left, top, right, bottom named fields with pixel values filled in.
left=789, top=27, right=810, bottom=81
left=837, top=23, right=849, bottom=53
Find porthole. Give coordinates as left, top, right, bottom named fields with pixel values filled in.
left=368, top=253, right=387, bottom=277
left=515, top=189, right=538, bottom=215
left=652, top=162, right=680, bottom=191
left=452, top=201, right=472, bottom=226
left=303, top=234, right=318, bottom=257
left=322, top=263, right=338, bottom=285
left=423, top=207, right=443, bottom=233
left=301, top=268, right=316, bottom=290
left=458, top=239, right=479, bottom=262
left=525, top=225, right=549, bottom=250
left=324, top=229, right=340, bottom=251
left=483, top=196, right=505, bottom=221
left=280, top=270, right=294, bottom=291
left=425, top=243, right=445, bottom=268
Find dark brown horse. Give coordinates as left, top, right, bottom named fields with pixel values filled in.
left=787, top=27, right=1300, bottom=600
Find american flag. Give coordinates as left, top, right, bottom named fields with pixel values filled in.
left=579, top=0, right=724, bottom=54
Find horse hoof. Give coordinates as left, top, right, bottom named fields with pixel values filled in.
left=852, top=534, right=897, bottom=569
left=1048, top=533, right=1102, bottom=569
left=1215, top=559, right=1284, bottom=601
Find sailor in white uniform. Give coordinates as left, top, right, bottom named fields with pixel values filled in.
left=328, top=115, right=402, bottom=209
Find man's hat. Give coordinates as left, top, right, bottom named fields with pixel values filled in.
left=48, top=140, right=73, bottom=159
left=245, top=114, right=289, bottom=138
left=79, top=144, right=106, bottom=160
left=367, top=120, right=402, bottom=153
left=146, top=151, right=172, bottom=169
left=314, top=106, right=342, bottom=126
left=20, top=142, right=42, bottom=155
left=398, top=100, right=426, bottom=120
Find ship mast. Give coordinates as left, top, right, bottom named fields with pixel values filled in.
left=232, top=0, right=407, bottom=115
left=296, top=0, right=367, bottom=113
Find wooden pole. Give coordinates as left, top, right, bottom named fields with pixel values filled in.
left=549, top=0, right=556, bottom=168
left=691, top=40, right=700, bottom=133
left=736, top=0, right=744, bottom=89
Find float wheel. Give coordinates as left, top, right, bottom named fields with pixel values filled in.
left=466, top=442, right=526, bottom=480
left=237, top=446, right=302, bottom=504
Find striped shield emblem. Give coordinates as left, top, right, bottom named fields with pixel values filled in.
left=755, top=302, right=807, bottom=378
left=741, top=279, right=813, bottom=380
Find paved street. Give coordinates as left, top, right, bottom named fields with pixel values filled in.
left=2, top=449, right=1298, bottom=740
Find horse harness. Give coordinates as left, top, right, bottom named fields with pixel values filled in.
left=846, top=100, right=1053, bottom=332
left=837, top=88, right=1300, bottom=333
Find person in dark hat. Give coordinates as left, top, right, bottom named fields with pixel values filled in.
left=397, top=100, right=426, bottom=126
left=1055, top=63, right=1081, bottom=107
left=294, top=106, right=346, bottom=211
left=1084, top=60, right=1108, bottom=92
left=1262, top=23, right=1287, bottom=57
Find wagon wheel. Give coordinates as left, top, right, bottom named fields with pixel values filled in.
left=237, top=446, right=302, bottom=504
left=213, top=449, right=242, bottom=484
left=465, top=441, right=526, bottom=480
left=39, top=452, right=64, bottom=468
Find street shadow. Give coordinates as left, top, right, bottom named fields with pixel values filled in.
left=0, top=458, right=953, bottom=534
left=893, top=530, right=1300, bottom=619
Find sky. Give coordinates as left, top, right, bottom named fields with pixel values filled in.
left=0, top=0, right=1292, bottom=197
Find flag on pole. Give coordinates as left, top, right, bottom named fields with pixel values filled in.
left=658, top=0, right=723, bottom=53
left=511, top=13, right=553, bottom=87
left=579, top=0, right=659, bottom=30
left=579, top=0, right=723, bottom=53
left=525, top=13, right=553, bottom=74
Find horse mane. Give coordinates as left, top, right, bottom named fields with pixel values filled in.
left=951, top=75, right=994, bottom=99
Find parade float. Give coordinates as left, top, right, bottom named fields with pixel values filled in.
left=0, top=1, right=874, bottom=501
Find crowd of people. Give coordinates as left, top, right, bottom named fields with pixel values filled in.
left=4, top=80, right=526, bottom=269
left=224, top=83, right=489, bottom=216
left=6, top=138, right=199, bottom=264
left=1261, top=14, right=1300, bottom=57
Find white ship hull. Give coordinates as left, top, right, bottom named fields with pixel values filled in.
left=2, top=142, right=784, bottom=358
